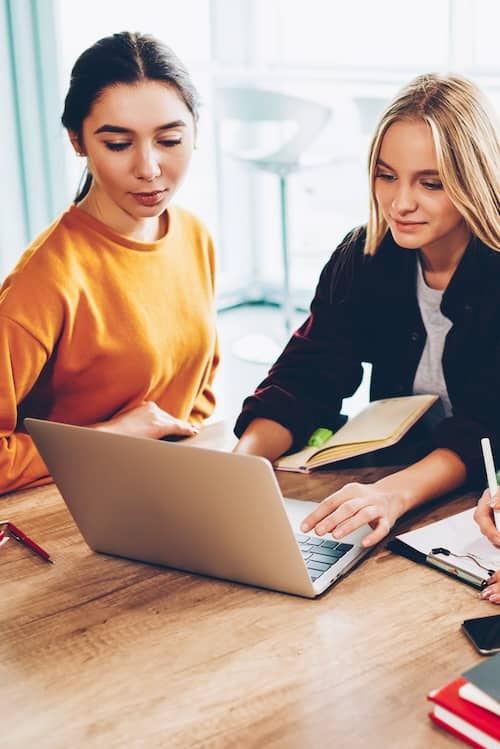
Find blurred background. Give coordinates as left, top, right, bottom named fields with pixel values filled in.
left=1, top=0, right=499, bottom=422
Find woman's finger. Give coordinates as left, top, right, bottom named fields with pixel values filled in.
left=473, top=501, right=500, bottom=546
left=481, top=581, right=500, bottom=603
left=300, top=483, right=364, bottom=532
left=360, top=517, right=392, bottom=547
left=332, top=504, right=384, bottom=540
left=314, top=496, right=372, bottom=535
left=165, top=419, right=199, bottom=436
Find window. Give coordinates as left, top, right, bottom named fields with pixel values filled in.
left=4, top=0, right=500, bottom=301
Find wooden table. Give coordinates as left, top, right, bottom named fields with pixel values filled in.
left=0, top=425, right=493, bottom=748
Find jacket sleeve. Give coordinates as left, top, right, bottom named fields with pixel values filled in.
left=432, top=367, right=500, bottom=486
left=0, top=316, right=51, bottom=494
left=234, top=231, right=366, bottom=448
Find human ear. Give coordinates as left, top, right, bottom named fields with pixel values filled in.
left=68, top=130, right=85, bottom=157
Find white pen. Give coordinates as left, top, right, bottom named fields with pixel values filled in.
left=480, top=437, right=500, bottom=529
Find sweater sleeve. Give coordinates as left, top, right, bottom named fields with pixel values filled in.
left=187, top=223, right=220, bottom=425
left=189, top=333, right=220, bottom=425
left=0, top=316, right=51, bottom=494
left=234, top=231, right=366, bottom=448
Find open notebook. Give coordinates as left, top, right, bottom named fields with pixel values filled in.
left=275, top=394, right=438, bottom=473
left=388, top=507, right=500, bottom=589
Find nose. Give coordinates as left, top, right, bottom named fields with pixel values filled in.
left=391, top=183, right=417, bottom=214
left=134, top=147, right=161, bottom=181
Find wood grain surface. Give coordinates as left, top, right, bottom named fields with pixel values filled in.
left=0, top=424, right=492, bottom=748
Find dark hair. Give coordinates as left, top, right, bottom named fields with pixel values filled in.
left=61, top=31, right=200, bottom=202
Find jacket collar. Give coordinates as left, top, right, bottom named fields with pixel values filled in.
left=441, top=235, right=491, bottom=316
left=376, top=231, right=494, bottom=317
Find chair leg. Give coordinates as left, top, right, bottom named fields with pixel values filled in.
left=279, top=175, right=293, bottom=337
left=230, top=174, right=295, bottom=365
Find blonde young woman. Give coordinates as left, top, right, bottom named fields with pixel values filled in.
left=235, top=73, right=500, bottom=550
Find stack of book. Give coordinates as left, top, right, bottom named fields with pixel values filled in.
left=428, top=654, right=500, bottom=748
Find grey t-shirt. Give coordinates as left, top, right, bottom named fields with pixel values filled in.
left=413, top=259, right=453, bottom=420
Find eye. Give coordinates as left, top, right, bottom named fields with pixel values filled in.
left=158, top=138, right=183, bottom=148
left=105, top=142, right=130, bottom=152
left=421, top=180, right=443, bottom=190
left=375, top=171, right=395, bottom=181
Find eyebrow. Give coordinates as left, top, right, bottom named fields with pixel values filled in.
left=93, top=120, right=187, bottom=135
left=376, top=158, right=440, bottom=177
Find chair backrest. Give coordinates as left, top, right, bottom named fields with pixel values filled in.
left=215, top=86, right=332, bottom=176
left=352, top=96, right=390, bottom=135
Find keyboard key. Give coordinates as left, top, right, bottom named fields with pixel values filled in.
left=320, top=539, right=339, bottom=550
left=336, top=543, right=354, bottom=553
left=324, top=549, right=347, bottom=559
left=307, top=561, right=330, bottom=572
left=298, top=544, right=314, bottom=553
left=296, top=533, right=323, bottom=546
left=308, top=537, right=324, bottom=546
left=311, top=552, right=341, bottom=564
left=296, top=533, right=310, bottom=543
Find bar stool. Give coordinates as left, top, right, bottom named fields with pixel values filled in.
left=216, top=86, right=332, bottom=363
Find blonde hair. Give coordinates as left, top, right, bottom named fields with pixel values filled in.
left=364, top=73, right=500, bottom=255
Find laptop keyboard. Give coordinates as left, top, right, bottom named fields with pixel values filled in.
left=296, top=533, right=354, bottom=581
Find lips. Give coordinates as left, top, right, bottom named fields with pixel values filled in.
left=392, top=218, right=426, bottom=232
left=130, top=189, right=167, bottom=206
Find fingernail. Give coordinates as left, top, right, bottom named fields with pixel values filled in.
left=481, top=587, right=492, bottom=598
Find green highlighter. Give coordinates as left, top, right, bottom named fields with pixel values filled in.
left=307, top=427, right=333, bottom=447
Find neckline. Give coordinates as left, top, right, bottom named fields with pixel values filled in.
left=67, top=203, right=172, bottom=252
left=416, top=257, right=445, bottom=297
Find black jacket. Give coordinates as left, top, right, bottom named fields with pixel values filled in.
left=235, top=228, right=500, bottom=483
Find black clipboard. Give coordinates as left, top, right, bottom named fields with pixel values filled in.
left=387, top=537, right=488, bottom=590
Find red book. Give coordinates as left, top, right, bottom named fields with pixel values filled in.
left=428, top=677, right=500, bottom=749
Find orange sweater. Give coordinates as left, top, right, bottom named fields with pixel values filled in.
left=0, top=204, right=219, bottom=494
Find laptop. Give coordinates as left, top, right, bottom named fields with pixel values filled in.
left=25, top=418, right=372, bottom=598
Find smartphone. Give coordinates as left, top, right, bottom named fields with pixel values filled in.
left=462, top=614, right=500, bottom=655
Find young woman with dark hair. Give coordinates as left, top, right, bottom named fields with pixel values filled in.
left=0, top=32, right=219, bottom=494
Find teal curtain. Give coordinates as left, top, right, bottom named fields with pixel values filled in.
left=1, top=0, right=66, bottom=275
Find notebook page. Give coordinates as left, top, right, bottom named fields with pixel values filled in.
left=395, top=508, right=500, bottom=577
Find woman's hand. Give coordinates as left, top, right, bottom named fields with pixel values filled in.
left=93, top=401, right=199, bottom=440
left=481, top=571, right=500, bottom=604
left=473, top=489, right=500, bottom=547
left=300, top=482, right=405, bottom=548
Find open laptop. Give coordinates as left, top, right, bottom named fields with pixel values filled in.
left=25, top=418, right=372, bottom=598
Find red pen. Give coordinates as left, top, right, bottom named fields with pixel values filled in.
left=6, top=522, right=54, bottom=563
